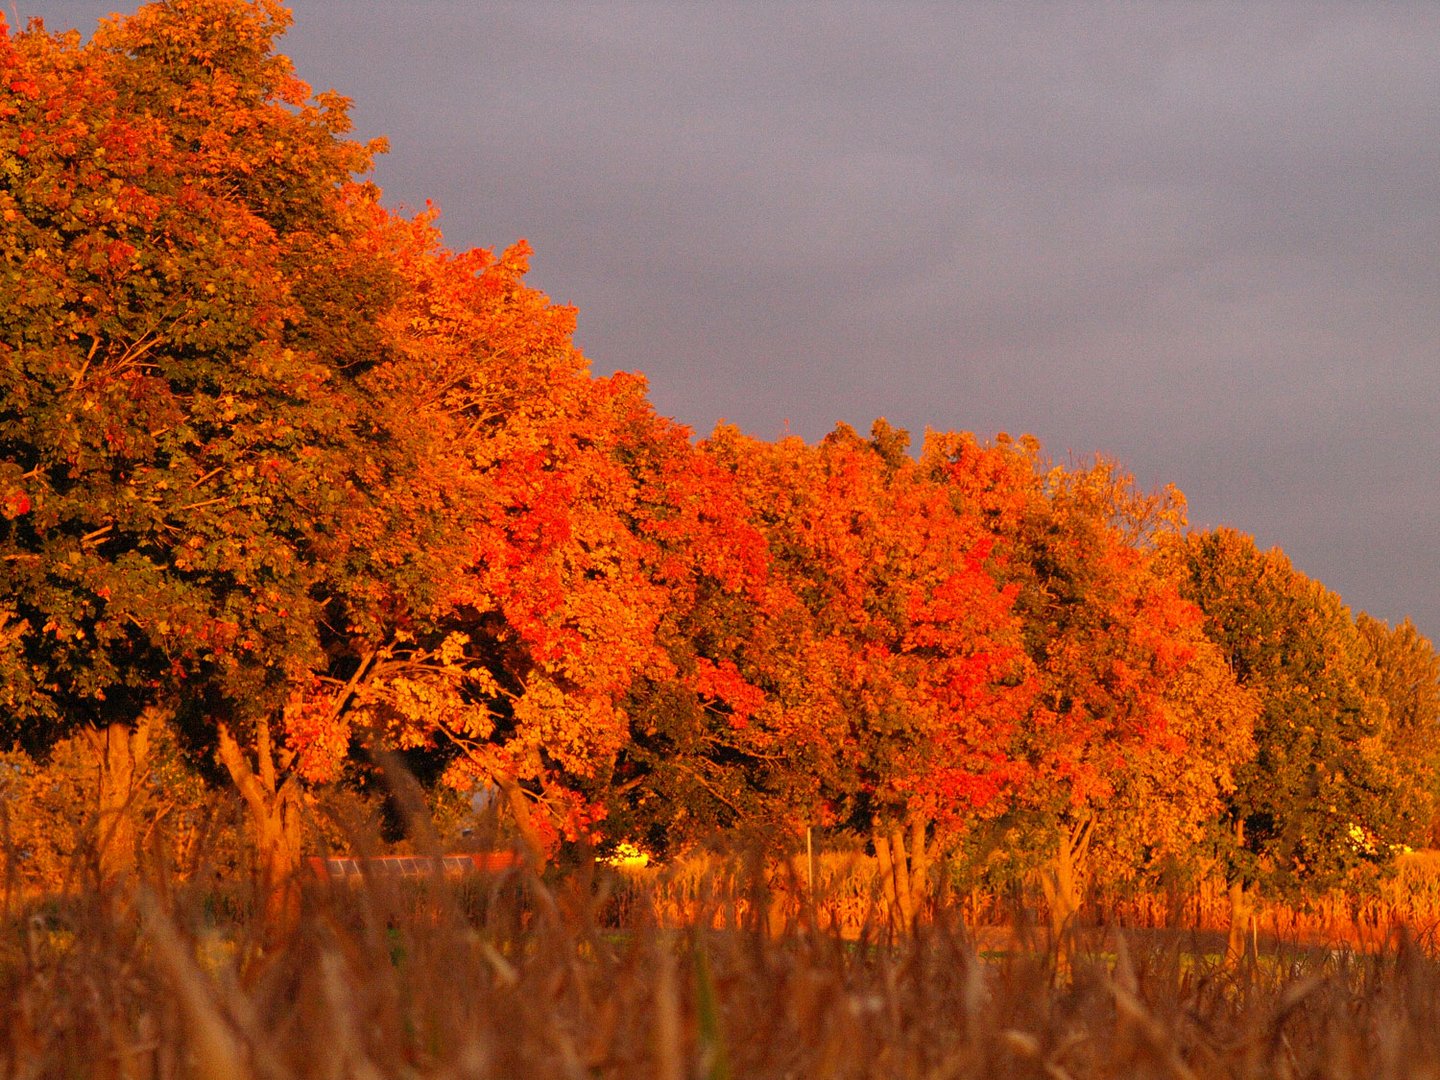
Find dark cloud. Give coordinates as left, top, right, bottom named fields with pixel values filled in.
left=25, top=1, right=1440, bottom=635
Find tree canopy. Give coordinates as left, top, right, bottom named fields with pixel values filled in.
left=3, top=1, right=1437, bottom=936
left=1181, top=529, right=1412, bottom=896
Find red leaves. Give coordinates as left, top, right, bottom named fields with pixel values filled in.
left=705, top=420, right=1036, bottom=835
left=284, top=687, right=349, bottom=784
left=693, top=658, right=764, bottom=728
left=104, top=239, right=137, bottom=270
left=1, top=491, right=30, bottom=519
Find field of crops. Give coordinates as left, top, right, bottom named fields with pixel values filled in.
left=6, top=859, right=1440, bottom=1079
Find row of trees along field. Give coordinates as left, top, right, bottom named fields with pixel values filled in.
left=2, top=1, right=1439, bottom=956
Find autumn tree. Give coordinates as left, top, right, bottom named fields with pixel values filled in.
left=569, top=384, right=802, bottom=856
left=275, top=198, right=780, bottom=865
left=0, top=0, right=392, bottom=905
left=0, top=0, right=783, bottom=891
left=266, top=200, right=632, bottom=862
left=1, top=0, right=680, bottom=905
left=707, top=420, right=1033, bottom=929
left=924, top=434, right=1255, bottom=959
left=1355, top=615, right=1440, bottom=847
left=1181, top=528, right=1404, bottom=963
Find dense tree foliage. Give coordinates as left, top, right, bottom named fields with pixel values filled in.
left=3, top=0, right=1437, bottom=944
left=0, top=0, right=396, bottom=901
left=702, top=420, right=1036, bottom=924
left=922, top=434, right=1256, bottom=950
left=1355, top=614, right=1440, bottom=847
left=1180, top=528, right=1422, bottom=959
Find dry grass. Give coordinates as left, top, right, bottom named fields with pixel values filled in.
left=612, top=847, right=1440, bottom=957
left=5, top=860, right=1440, bottom=1078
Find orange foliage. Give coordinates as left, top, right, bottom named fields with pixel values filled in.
left=924, top=433, right=1255, bottom=881
left=706, top=420, right=1034, bottom=838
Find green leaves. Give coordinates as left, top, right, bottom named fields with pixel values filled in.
left=0, top=0, right=380, bottom=753
left=1182, top=529, right=1409, bottom=892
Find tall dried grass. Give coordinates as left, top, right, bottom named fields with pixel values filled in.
left=614, top=846, right=1440, bottom=956
left=6, top=853, right=1440, bottom=1078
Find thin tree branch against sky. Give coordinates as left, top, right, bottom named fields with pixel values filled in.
left=20, top=1, right=1440, bottom=638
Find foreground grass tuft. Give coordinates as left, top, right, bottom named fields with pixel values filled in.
left=5, top=867, right=1440, bottom=1078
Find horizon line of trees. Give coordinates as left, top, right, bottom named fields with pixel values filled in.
left=3, top=1, right=1438, bottom=960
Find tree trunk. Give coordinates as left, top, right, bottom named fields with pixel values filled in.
left=874, top=822, right=926, bottom=935
left=873, top=830, right=901, bottom=933
left=91, top=718, right=150, bottom=891
left=255, top=787, right=303, bottom=934
left=1040, top=816, right=1093, bottom=980
left=216, top=718, right=303, bottom=940
left=1224, top=818, right=1256, bottom=969
left=494, top=772, right=549, bottom=868
left=889, top=826, right=916, bottom=933
left=1225, top=880, right=1258, bottom=968
left=909, top=815, right=930, bottom=923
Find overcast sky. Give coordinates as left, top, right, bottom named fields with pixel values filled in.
left=22, top=2, right=1440, bottom=639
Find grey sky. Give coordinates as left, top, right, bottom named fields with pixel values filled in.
left=21, top=2, right=1440, bottom=638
